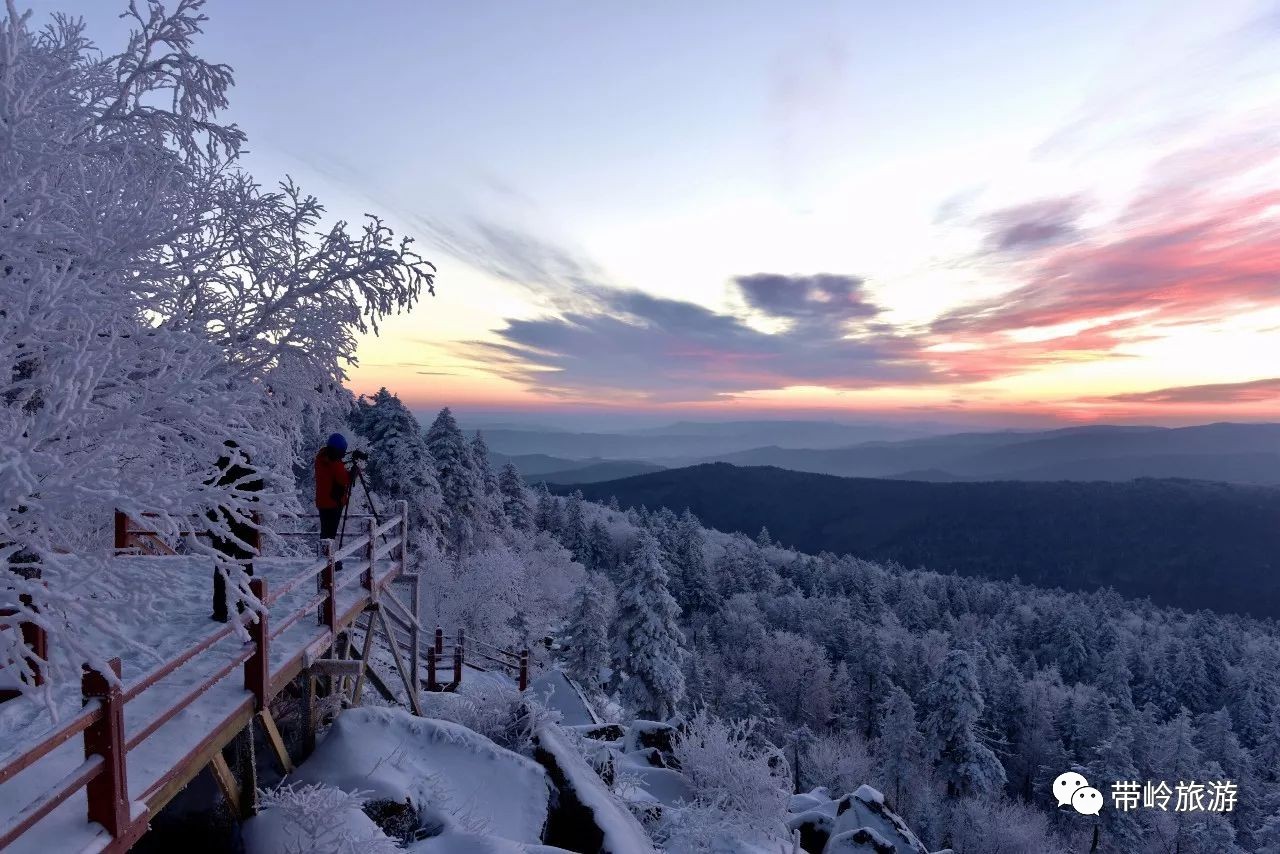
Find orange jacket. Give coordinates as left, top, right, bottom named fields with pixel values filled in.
left=314, top=448, right=351, bottom=510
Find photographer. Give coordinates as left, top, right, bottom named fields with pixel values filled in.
left=314, top=433, right=353, bottom=569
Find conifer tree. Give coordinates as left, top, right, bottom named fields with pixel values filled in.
left=534, top=482, right=562, bottom=533
left=497, top=462, right=534, bottom=531
left=674, top=510, right=720, bottom=615
left=561, top=490, right=589, bottom=563
left=586, top=519, right=613, bottom=571
left=878, top=686, right=924, bottom=810
left=923, top=649, right=1007, bottom=798
left=562, top=574, right=611, bottom=694
left=425, top=407, right=480, bottom=549
left=613, top=532, right=688, bottom=719
left=351, top=388, right=444, bottom=548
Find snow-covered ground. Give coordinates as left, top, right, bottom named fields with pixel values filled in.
left=0, top=553, right=400, bottom=854
left=246, top=706, right=576, bottom=854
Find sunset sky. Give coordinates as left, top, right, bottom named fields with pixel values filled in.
left=30, top=0, right=1280, bottom=424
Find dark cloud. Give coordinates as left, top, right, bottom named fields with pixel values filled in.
left=1105, top=377, right=1280, bottom=404
left=735, top=274, right=880, bottom=324
left=984, top=197, right=1084, bottom=251
left=473, top=283, right=939, bottom=403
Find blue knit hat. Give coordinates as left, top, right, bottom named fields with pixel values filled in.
left=326, top=433, right=348, bottom=452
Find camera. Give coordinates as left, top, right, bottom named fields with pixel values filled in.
left=349, top=449, right=369, bottom=462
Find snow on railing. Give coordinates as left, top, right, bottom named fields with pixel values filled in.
left=0, top=502, right=412, bottom=853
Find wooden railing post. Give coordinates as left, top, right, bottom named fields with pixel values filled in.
left=245, top=578, right=269, bottom=709
left=427, top=647, right=437, bottom=692
left=320, top=540, right=337, bottom=634
left=113, top=511, right=128, bottom=553
left=519, top=649, right=530, bottom=692
left=363, top=516, right=376, bottom=601
left=453, top=629, right=464, bottom=686
left=434, top=626, right=444, bottom=656
left=83, top=657, right=128, bottom=839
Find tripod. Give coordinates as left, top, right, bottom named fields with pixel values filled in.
left=336, top=454, right=385, bottom=555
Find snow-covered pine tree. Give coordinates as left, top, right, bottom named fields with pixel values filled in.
left=561, top=574, right=611, bottom=694
left=470, top=431, right=500, bottom=495
left=586, top=519, right=613, bottom=572
left=497, top=463, right=534, bottom=531
left=877, top=685, right=924, bottom=810
left=534, top=482, right=562, bottom=534
left=425, top=407, right=480, bottom=550
left=351, top=388, right=444, bottom=550
left=756, top=526, right=772, bottom=548
left=922, top=649, right=1007, bottom=798
left=613, top=531, right=688, bottom=719
left=469, top=431, right=509, bottom=534
left=560, top=490, right=588, bottom=564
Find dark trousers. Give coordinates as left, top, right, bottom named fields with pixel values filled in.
left=319, top=507, right=342, bottom=540
left=318, top=506, right=344, bottom=571
left=211, top=511, right=255, bottom=621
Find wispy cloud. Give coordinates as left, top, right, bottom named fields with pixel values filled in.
left=1104, top=377, right=1280, bottom=404
left=935, top=133, right=1280, bottom=345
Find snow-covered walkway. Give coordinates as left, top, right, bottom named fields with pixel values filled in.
left=0, top=551, right=403, bottom=853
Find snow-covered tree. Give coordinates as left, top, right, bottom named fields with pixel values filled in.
left=534, top=482, right=561, bottom=534
left=560, top=490, right=588, bottom=564
left=585, top=518, right=613, bottom=572
left=497, top=463, right=534, bottom=531
left=673, top=510, right=720, bottom=616
left=922, top=649, right=1006, bottom=798
left=613, top=532, right=688, bottom=719
left=561, top=574, right=611, bottom=693
left=352, top=388, right=443, bottom=550
left=668, top=710, right=790, bottom=848
left=877, top=686, right=924, bottom=810
left=425, top=407, right=480, bottom=549
left=0, top=0, right=428, bottom=696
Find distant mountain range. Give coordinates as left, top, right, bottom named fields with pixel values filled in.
left=474, top=420, right=938, bottom=462
left=489, top=452, right=665, bottom=484
left=481, top=421, right=1280, bottom=486
left=560, top=463, right=1280, bottom=619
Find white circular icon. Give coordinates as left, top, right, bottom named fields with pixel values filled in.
left=1053, top=771, right=1090, bottom=807
left=1072, top=786, right=1104, bottom=816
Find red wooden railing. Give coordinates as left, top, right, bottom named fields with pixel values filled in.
left=417, top=626, right=530, bottom=692
left=0, top=506, right=409, bottom=853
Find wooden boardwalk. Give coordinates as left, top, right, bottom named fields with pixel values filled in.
left=0, top=509, right=419, bottom=852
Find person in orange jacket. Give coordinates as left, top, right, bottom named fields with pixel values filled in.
left=315, top=433, right=352, bottom=568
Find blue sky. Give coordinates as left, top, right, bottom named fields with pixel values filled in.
left=22, top=0, right=1280, bottom=423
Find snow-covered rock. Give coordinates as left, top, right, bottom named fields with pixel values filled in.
left=830, top=785, right=928, bottom=853
left=783, top=784, right=930, bottom=854
left=291, top=707, right=551, bottom=845
left=534, top=723, right=658, bottom=853
left=788, top=787, right=833, bottom=814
